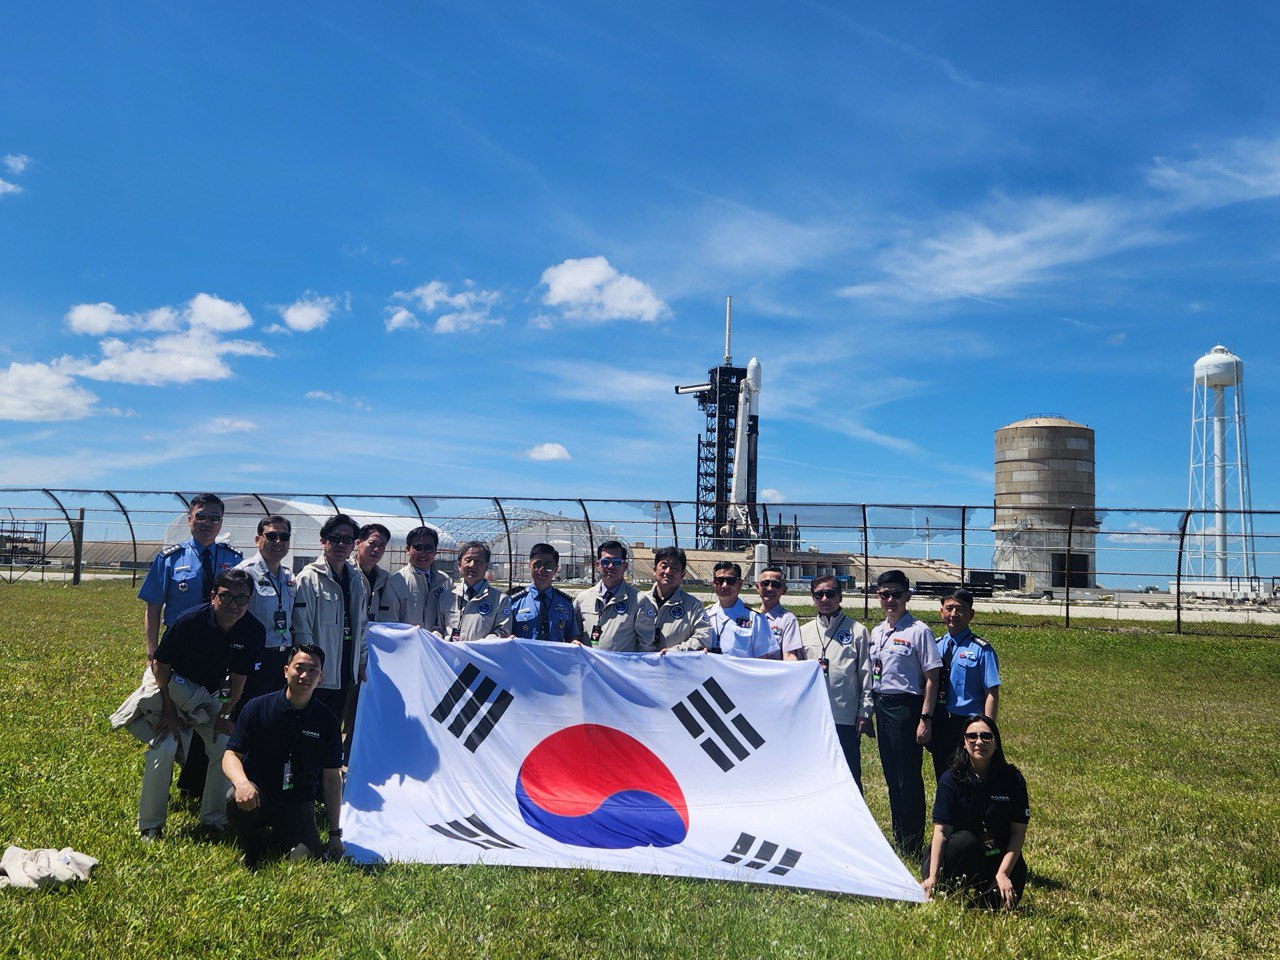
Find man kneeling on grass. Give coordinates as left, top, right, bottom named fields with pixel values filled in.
left=222, top=644, right=344, bottom=870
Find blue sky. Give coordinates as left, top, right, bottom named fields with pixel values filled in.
left=3, top=1, right=1279, bottom=512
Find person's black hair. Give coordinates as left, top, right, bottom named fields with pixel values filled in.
left=713, top=560, right=742, bottom=578
left=596, top=540, right=627, bottom=560
left=876, top=569, right=910, bottom=590
left=288, top=642, right=326, bottom=668
left=810, top=574, right=842, bottom=594
left=652, top=545, right=686, bottom=569
left=759, top=565, right=785, bottom=581
left=321, top=514, right=358, bottom=540
left=212, top=568, right=253, bottom=594
left=189, top=493, right=225, bottom=514
left=949, top=714, right=1017, bottom=782
left=406, top=525, right=439, bottom=549
left=941, top=588, right=975, bottom=608
left=529, top=542, right=559, bottom=564
left=459, top=540, right=491, bottom=563
left=256, top=514, right=292, bottom=535
left=357, top=523, right=391, bottom=542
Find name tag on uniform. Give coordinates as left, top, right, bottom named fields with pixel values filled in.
left=302, top=729, right=320, bottom=739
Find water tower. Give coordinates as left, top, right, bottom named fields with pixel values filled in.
left=1186, top=345, right=1256, bottom=585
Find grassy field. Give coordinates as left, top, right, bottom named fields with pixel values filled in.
left=1, top=580, right=1277, bottom=959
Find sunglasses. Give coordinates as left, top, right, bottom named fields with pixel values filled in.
left=878, top=590, right=906, bottom=600
left=215, top=592, right=252, bottom=606
left=409, top=542, right=437, bottom=552
left=325, top=535, right=355, bottom=546
left=531, top=561, right=557, bottom=572
left=194, top=512, right=223, bottom=523
left=714, top=576, right=740, bottom=586
left=261, top=532, right=290, bottom=543
left=812, top=588, right=840, bottom=599
left=598, top=558, right=626, bottom=568
left=758, top=580, right=784, bottom=590
left=964, top=731, right=995, bottom=743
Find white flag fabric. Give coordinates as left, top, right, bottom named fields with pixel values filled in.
left=343, top=624, right=925, bottom=902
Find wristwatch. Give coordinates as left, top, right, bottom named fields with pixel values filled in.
left=329, top=827, right=342, bottom=837
left=920, top=713, right=932, bottom=721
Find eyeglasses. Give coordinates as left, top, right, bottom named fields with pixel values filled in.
left=878, top=590, right=906, bottom=600
left=758, top=580, right=784, bottom=590
left=714, top=576, right=740, bottom=586
left=598, top=558, right=626, bottom=568
left=261, top=532, right=290, bottom=543
left=194, top=512, right=223, bottom=523
left=215, top=592, right=252, bottom=606
left=409, top=542, right=437, bottom=553
left=964, top=731, right=995, bottom=743
left=325, top=535, right=355, bottom=546
left=812, top=589, right=840, bottom=600
left=531, top=561, right=557, bottom=572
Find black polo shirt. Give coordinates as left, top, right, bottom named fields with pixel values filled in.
left=227, top=690, right=342, bottom=802
left=932, top=764, right=1030, bottom=852
left=154, top=603, right=265, bottom=692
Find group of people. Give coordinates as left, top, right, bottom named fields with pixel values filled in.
left=121, top=493, right=1028, bottom=906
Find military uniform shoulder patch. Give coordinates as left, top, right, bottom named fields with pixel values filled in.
left=160, top=543, right=184, bottom=557
left=972, top=634, right=991, bottom=649
left=509, top=587, right=530, bottom=601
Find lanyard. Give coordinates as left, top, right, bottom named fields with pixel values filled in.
left=819, top=613, right=849, bottom=660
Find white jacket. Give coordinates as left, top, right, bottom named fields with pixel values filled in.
left=292, top=558, right=368, bottom=691
left=382, top=564, right=453, bottom=634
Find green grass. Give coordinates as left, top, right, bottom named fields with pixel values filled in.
left=1, top=581, right=1278, bottom=959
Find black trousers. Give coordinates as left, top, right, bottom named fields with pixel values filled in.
left=924, top=829, right=1027, bottom=908
left=874, top=692, right=926, bottom=854
left=836, top=723, right=864, bottom=794
left=929, top=712, right=962, bottom=781
left=226, top=794, right=322, bottom=867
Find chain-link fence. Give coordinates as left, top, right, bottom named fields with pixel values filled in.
left=3, top=488, right=1278, bottom=637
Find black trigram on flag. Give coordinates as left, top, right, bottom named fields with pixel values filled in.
left=430, top=662, right=514, bottom=752
left=429, top=814, right=523, bottom=851
left=722, top=832, right=802, bottom=876
left=671, top=677, right=765, bottom=771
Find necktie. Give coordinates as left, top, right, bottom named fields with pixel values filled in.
left=536, top=590, right=550, bottom=642
left=200, top=547, right=215, bottom=599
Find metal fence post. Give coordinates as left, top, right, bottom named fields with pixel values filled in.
left=1065, top=507, right=1075, bottom=628
left=861, top=504, right=870, bottom=621
left=960, top=505, right=968, bottom=585
left=578, top=500, right=595, bottom=584
left=491, top=498, right=514, bottom=591
left=1176, top=509, right=1191, bottom=634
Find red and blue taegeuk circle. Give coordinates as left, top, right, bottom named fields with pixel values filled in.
left=515, top=723, right=689, bottom=849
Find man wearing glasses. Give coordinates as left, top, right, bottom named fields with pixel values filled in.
left=754, top=566, right=803, bottom=660
left=647, top=546, right=710, bottom=651
left=292, top=514, right=368, bottom=758
left=788, top=576, right=874, bottom=792
left=136, top=568, right=264, bottom=840
left=139, top=493, right=242, bottom=661
left=235, top=515, right=297, bottom=704
left=448, top=540, right=514, bottom=640
left=703, top=561, right=774, bottom=658
left=573, top=540, right=656, bottom=652
left=383, top=525, right=453, bottom=635
left=870, top=569, right=942, bottom=855
left=354, top=524, right=392, bottom=622
left=510, top=543, right=582, bottom=643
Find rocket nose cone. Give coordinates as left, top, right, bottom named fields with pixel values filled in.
left=747, top=357, right=761, bottom=390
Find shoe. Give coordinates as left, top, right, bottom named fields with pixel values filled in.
left=195, top=822, right=227, bottom=841
left=139, top=827, right=162, bottom=843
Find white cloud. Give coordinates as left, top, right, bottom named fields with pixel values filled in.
left=0, top=179, right=23, bottom=198
left=539, top=256, right=669, bottom=323
left=187, top=292, right=253, bottom=331
left=275, top=292, right=342, bottom=333
left=388, top=280, right=502, bottom=334
left=209, top=417, right=258, bottom=433
left=0, top=361, right=99, bottom=421
left=3, top=154, right=31, bottom=175
left=1147, top=137, right=1280, bottom=209
left=760, top=488, right=786, bottom=503
left=1106, top=332, right=1127, bottom=346
left=840, top=196, right=1161, bottom=303
left=304, top=389, right=371, bottom=412
left=525, top=442, right=572, bottom=462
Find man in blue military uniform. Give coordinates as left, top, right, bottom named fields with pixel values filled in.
left=929, top=588, right=1001, bottom=780
left=509, top=543, right=582, bottom=643
left=138, top=493, right=242, bottom=797
left=138, top=493, right=243, bottom=660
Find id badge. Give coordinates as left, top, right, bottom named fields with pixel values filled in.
left=273, top=610, right=287, bottom=634
left=343, top=624, right=352, bottom=641
left=818, top=656, right=830, bottom=676
left=282, top=759, right=294, bottom=791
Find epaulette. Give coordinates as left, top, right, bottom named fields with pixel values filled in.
left=550, top=586, right=573, bottom=602
left=160, top=543, right=184, bottom=557
left=971, top=633, right=991, bottom=649
left=509, top=586, right=530, bottom=601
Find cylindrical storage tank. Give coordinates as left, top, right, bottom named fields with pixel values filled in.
left=1194, top=344, right=1242, bottom=389
left=992, top=416, right=1097, bottom=592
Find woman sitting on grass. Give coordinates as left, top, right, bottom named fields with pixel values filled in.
left=921, top=714, right=1029, bottom=909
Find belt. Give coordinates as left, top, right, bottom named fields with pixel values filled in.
left=874, top=691, right=923, bottom=700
